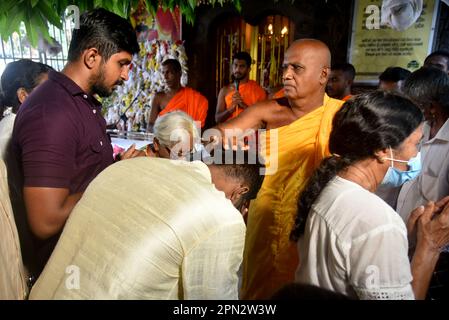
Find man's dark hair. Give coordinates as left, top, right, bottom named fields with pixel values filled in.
left=424, top=50, right=449, bottom=70
left=206, top=149, right=264, bottom=201
left=68, top=8, right=139, bottom=62
left=331, top=63, right=356, bottom=81
left=162, top=59, right=182, bottom=73
left=403, top=67, right=449, bottom=114
left=233, top=51, right=252, bottom=68
left=0, top=59, right=52, bottom=116
left=379, top=67, right=411, bottom=82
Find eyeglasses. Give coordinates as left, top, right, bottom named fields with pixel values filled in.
left=163, top=144, right=197, bottom=160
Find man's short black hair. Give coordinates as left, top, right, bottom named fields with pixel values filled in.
left=379, top=67, right=411, bottom=82
left=425, top=50, right=449, bottom=69
left=68, top=8, right=139, bottom=62
left=403, top=67, right=449, bottom=114
left=331, top=63, right=356, bottom=81
left=162, top=59, right=182, bottom=73
left=232, top=51, right=252, bottom=68
left=205, top=148, right=264, bottom=201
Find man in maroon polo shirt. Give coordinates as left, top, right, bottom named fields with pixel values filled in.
left=7, top=8, right=139, bottom=279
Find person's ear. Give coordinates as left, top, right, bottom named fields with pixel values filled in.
left=374, top=148, right=389, bottom=163
left=429, top=102, right=439, bottom=118
left=320, top=67, right=330, bottom=85
left=16, top=88, right=29, bottom=104
left=347, top=78, right=353, bottom=87
left=83, top=48, right=100, bottom=69
left=230, top=185, right=250, bottom=206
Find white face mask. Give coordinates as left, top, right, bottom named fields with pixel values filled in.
left=380, top=147, right=421, bottom=188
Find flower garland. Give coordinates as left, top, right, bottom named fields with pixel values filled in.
left=103, top=39, right=188, bottom=132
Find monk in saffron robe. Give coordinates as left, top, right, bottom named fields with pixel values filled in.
left=215, top=52, right=266, bottom=123
left=148, top=59, right=208, bottom=132
left=157, top=87, right=208, bottom=126
left=217, top=39, right=344, bottom=299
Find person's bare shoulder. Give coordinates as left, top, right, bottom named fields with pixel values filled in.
left=154, top=91, right=166, bottom=98
left=220, top=84, right=233, bottom=96
left=152, top=91, right=166, bottom=106
left=251, top=98, right=297, bottom=129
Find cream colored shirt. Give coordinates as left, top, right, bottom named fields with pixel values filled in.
left=296, top=176, right=414, bottom=300
left=0, top=159, right=28, bottom=299
left=0, top=114, right=15, bottom=159
left=29, top=158, right=246, bottom=300
left=396, top=120, right=449, bottom=222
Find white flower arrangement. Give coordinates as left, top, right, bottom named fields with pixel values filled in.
left=103, top=39, right=188, bottom=132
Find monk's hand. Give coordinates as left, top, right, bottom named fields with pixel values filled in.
left=415, top=200, right=449, bottom=254
left=232, top=92, right=246, bottom=108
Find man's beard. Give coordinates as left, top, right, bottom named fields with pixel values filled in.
left=233, top=73, right=246, bottom=81
left=90, top=67, right=122, bottom=98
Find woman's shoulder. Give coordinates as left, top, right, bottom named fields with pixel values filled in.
left=312, top=177, right=404, bottom=238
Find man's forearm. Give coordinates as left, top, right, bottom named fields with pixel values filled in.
left=410, top=245, right=440, bottom=299
left=216, top=107, right=235, bottom=123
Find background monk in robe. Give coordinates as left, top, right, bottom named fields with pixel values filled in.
left=147, top=59, right=208, bottom=132
left=216, top=39, right=344, bottom=299
left=215, top=51, right=267, bottom=124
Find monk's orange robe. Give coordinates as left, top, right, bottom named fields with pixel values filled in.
left=342, top=94, right=352, bottom=102
left=158, top=87, right=208, bottom=127
left=224, top=80, right=267, bottom=120
left=271, top=88, right=285, bottom=99
left=240, top=94, right=344, bottom=299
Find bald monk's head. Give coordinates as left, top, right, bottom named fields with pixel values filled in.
left=282, top=39, right=331, bottom=102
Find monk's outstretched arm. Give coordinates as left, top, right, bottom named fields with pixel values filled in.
left=216, top=101, right=268, bottom=132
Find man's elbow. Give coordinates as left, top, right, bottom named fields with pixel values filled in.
left=29, top=216, right=65, bottom=240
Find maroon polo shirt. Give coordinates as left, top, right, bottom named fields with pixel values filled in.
left=12, top=70, right=114, bottom=193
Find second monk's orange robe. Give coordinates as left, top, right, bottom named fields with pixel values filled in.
left=159, top=87, right=208, bottom=128
left=341, top=94, right=352, bottom=102
left=224, top=80, right=267, bottom=120
left=271, top=88, right=285, bottom=99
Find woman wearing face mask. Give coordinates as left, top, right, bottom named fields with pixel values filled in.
left=291, top=91, right=449, bottom=300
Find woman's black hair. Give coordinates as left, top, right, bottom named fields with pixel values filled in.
left=290, top=91, right=424, bottom=241
left=0, top=59, right=52, bottom=117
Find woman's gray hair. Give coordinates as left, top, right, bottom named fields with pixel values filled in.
left=153, top=111, right=200, bottom=150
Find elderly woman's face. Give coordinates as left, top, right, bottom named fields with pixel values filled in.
left=391, top=123, right=424, bottom=170
left=158, top=135, right=195, bottom=160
